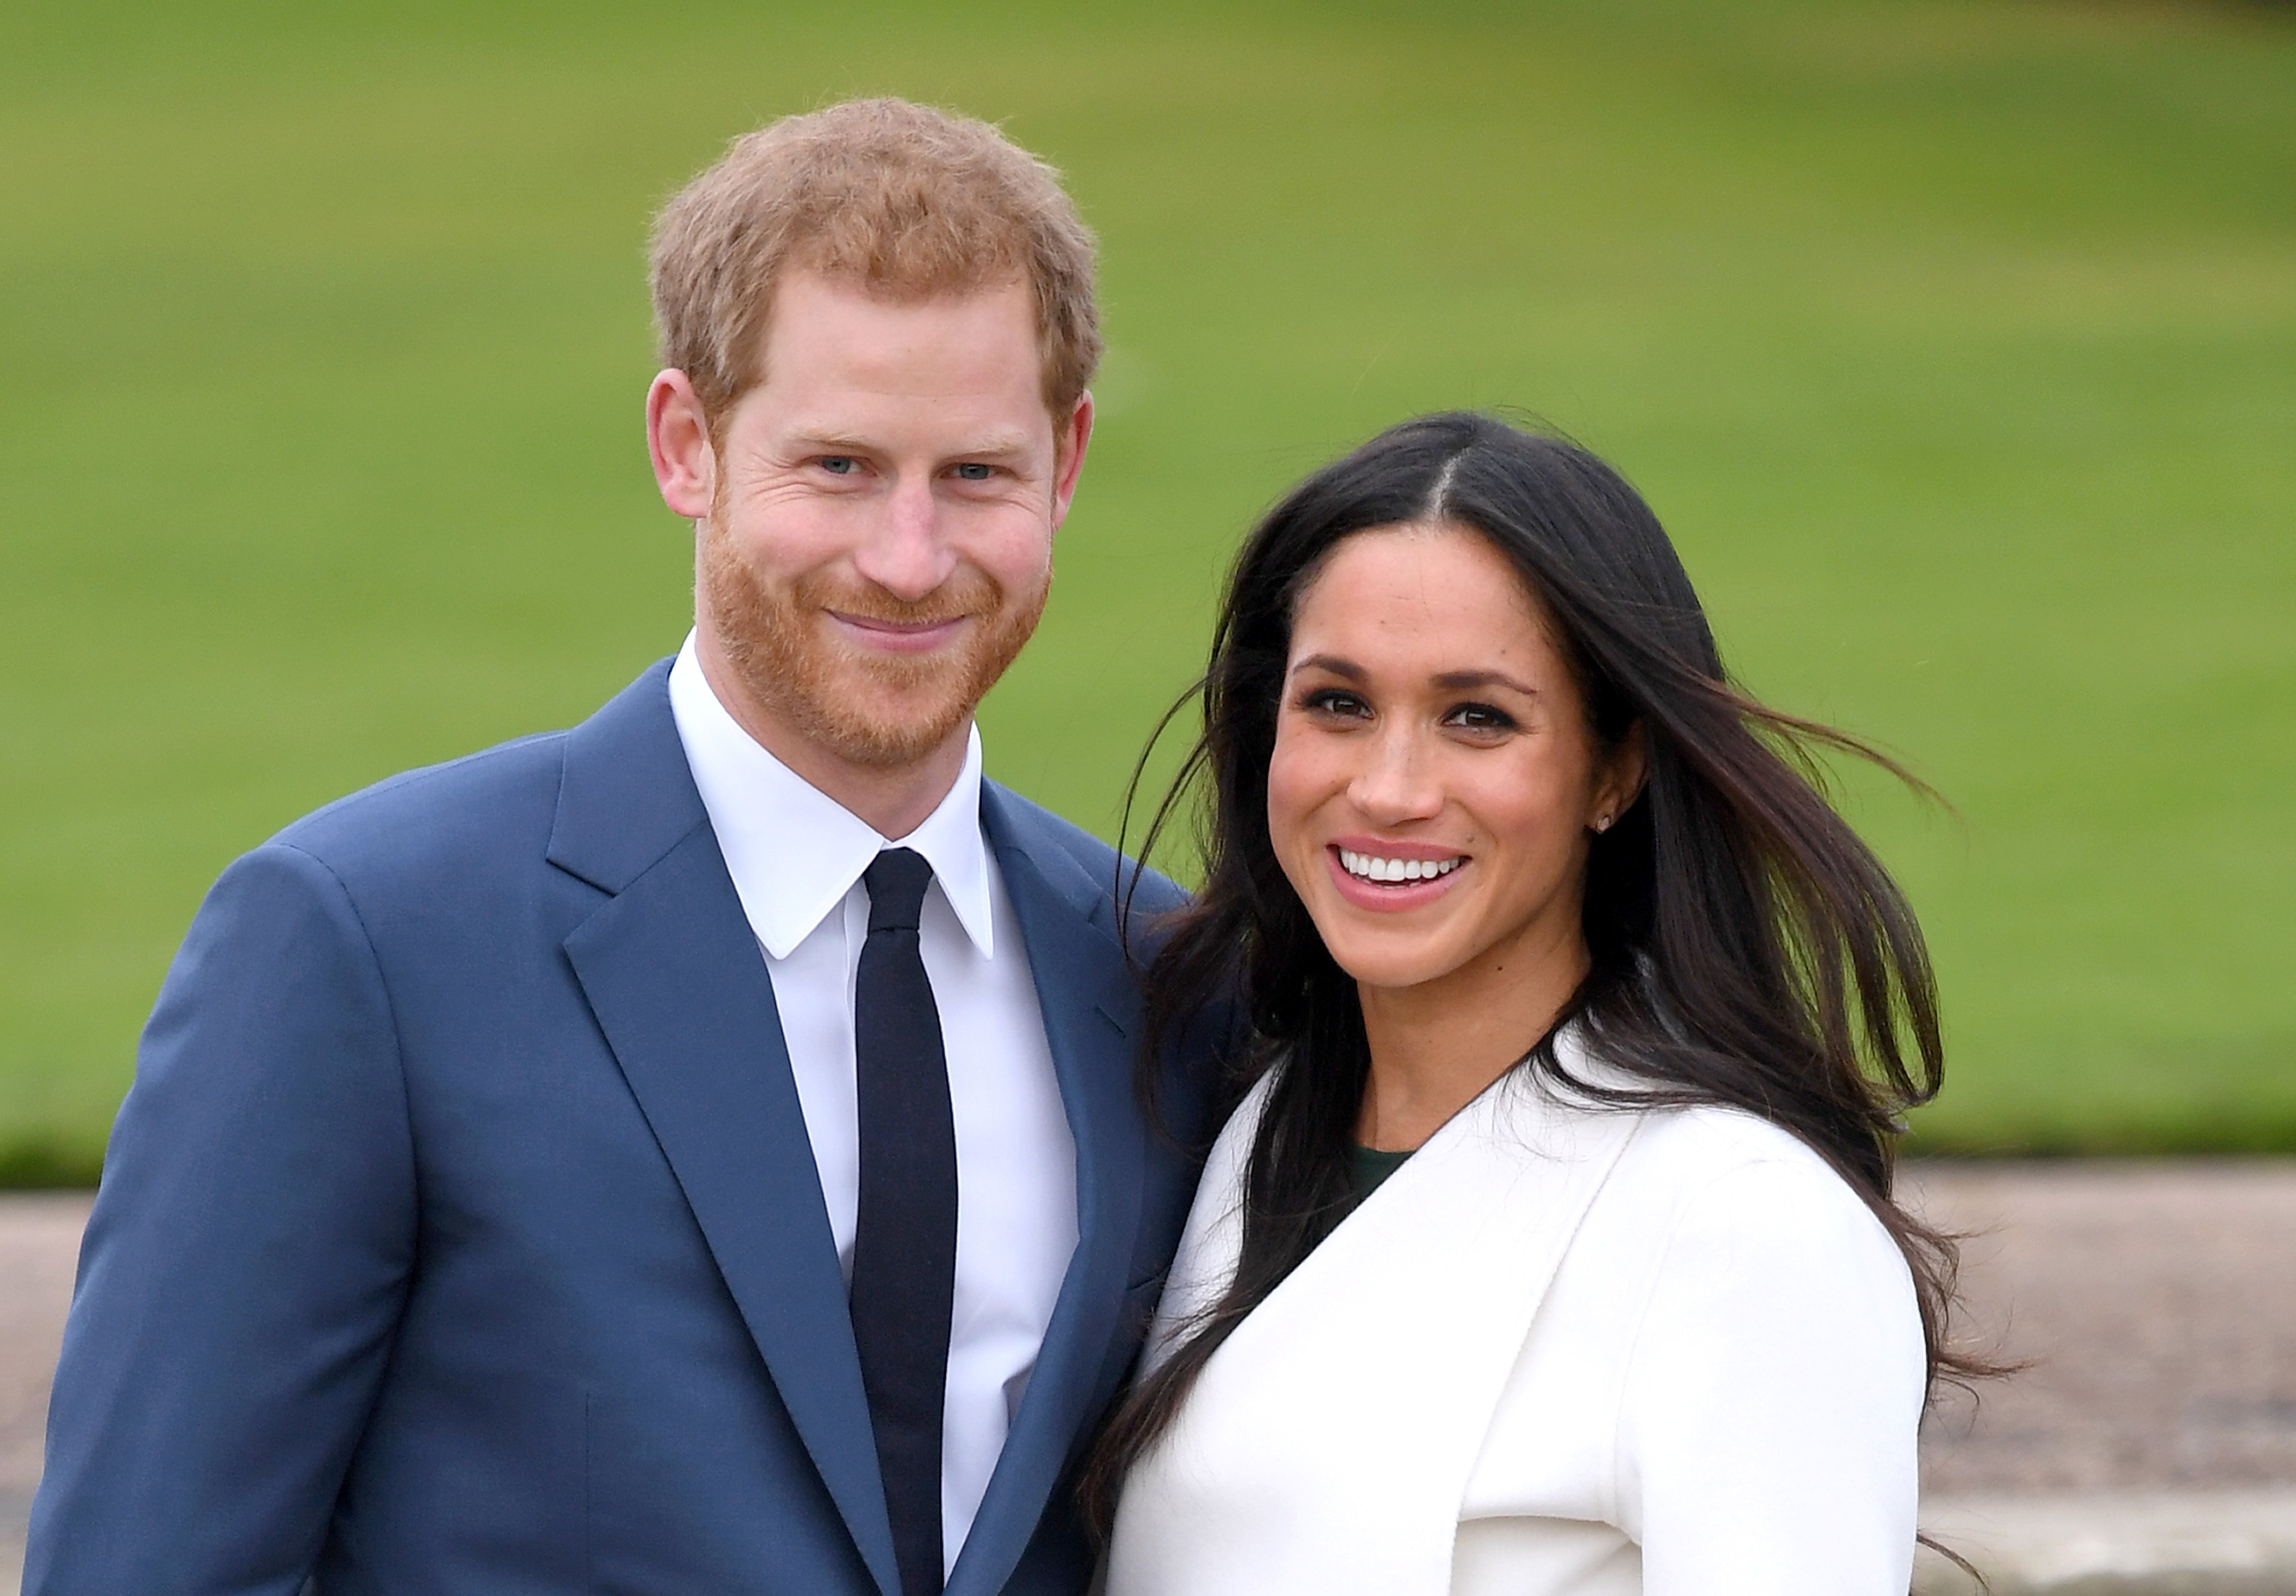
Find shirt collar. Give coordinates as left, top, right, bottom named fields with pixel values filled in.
left=667, top=631, right=995, bottom=960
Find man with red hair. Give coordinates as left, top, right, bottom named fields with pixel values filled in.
left=32, top=99, right=1219, bottom=1596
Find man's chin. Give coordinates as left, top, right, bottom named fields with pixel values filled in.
left=789, top=671, right=975, bottom=770
left=810, top=710, right=972, bottom=771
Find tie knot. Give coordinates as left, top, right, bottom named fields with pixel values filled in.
left=863, top=848, right=934, bottom=934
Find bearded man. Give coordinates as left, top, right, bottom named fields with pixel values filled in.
left=29, top=99, right=1220, bottom=1596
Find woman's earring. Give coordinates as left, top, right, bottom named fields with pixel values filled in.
left=1595, top=814, right=1612, bottom=833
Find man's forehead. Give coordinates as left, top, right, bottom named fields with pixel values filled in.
left=759, top=268, right=1038, bottom=352
left=748, top=274, right=1043, bottom=389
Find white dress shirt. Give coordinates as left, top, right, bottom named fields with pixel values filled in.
left=667, top=633, right=1079, bottom=1576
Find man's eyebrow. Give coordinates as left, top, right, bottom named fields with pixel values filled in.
left=782, top=429, right=1036, bottom=460
left=785, top=429, right=876, bottom=454
left=942, top=431, right=1034, bottom=459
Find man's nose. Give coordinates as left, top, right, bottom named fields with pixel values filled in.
left=851, top=473, right=958, bottom=601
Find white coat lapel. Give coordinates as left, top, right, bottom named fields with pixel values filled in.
left=1112, top=1042, right=1643, bottom=1596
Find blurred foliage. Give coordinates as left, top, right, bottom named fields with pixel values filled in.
left=2, top=0, right=2292, bottom=1180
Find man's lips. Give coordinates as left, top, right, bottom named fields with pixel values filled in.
left=826, top=610, right=969, bottom=654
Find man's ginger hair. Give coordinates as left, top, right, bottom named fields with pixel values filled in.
left=650, top=98, right=1102, bottom=432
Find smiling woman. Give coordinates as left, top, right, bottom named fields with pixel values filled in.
left=1268, top=526, right=1645, bottom=1153
left=1089, top=412, right=1989, bottom=1595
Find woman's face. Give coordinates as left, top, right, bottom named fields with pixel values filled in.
left=1267, top=522, right=1638, bottom=997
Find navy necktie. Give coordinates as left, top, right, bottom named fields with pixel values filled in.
left=851, top=848, right=958, bottom=1596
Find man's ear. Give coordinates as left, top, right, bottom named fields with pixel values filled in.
left=647, top=369, right=716, bottom=520
left=1048, top=390, right=1095, bottom=533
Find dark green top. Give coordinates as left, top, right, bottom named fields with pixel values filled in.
left=1348, top=1141, right=1415, bottom=1203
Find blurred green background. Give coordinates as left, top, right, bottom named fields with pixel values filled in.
left=2, top=0, right=2291, bottom=1182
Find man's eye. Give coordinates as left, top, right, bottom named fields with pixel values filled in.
left=952, top=462, right=994, bottom=482
left=818, top=457, right=859, bottom=475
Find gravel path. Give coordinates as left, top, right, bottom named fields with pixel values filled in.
left=1906, top=1162, right=2296, bottom=1495
left=2, top=1165, right=2292, bottom=1590
left=0, top=1195, right=89, bottom=1596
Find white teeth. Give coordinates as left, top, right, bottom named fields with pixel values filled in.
left=1337, top=848, right=1464, bottom=884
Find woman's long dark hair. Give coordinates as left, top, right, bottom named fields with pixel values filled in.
left=1082, top=411, right=1984, bottom=1529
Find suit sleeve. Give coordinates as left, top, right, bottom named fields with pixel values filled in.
left=27, top=842, right=418, bottom=1595
left=1613, top=1155, right=1926, bottom=1596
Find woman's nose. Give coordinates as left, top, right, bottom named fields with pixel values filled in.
left=1347, top=729, right=1443, bottom=823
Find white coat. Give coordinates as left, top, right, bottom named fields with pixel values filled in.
left=1104, top=1038, right=1927, bottom=1596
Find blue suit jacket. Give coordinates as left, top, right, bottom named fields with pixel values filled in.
left=29, top=661, right=1218, bottom=1596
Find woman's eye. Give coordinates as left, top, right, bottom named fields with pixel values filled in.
left=1446, top=702, right=1517, bottom=733
left=1299, top=688, right=1369, bottom=719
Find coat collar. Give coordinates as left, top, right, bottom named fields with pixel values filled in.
left=1112, top=1038, right=1644, bottom=1596
left=545, top=657, right=699, bottom=894
left=550, top=663, right=1150, bottom=1596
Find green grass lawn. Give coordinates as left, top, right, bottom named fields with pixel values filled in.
left=2, top=0, right=2291, bottom=1181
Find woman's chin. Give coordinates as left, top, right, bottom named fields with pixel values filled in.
left=1315, top=930, right=1466, bottom=995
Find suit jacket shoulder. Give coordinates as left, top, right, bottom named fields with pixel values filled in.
left=267, top=730, right=569, bottom=885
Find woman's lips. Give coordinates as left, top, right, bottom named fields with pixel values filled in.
left=1323, top=841, right=1468, bottom=913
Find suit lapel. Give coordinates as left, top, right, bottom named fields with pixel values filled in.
left=549, top=663, right=900, bottom=1596
left=946, top=786, right=1149, bottom=1596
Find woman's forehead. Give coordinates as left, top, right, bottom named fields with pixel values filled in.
left=1289, top=525, right=1559, bottom=666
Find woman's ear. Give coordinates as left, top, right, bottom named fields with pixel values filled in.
left=1591, top=720, right=1649, bottom=833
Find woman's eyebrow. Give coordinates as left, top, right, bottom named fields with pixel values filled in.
left=1288, top=653, right=1365, bottom=680
left=1431, top=667, right=1539, bottom=696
